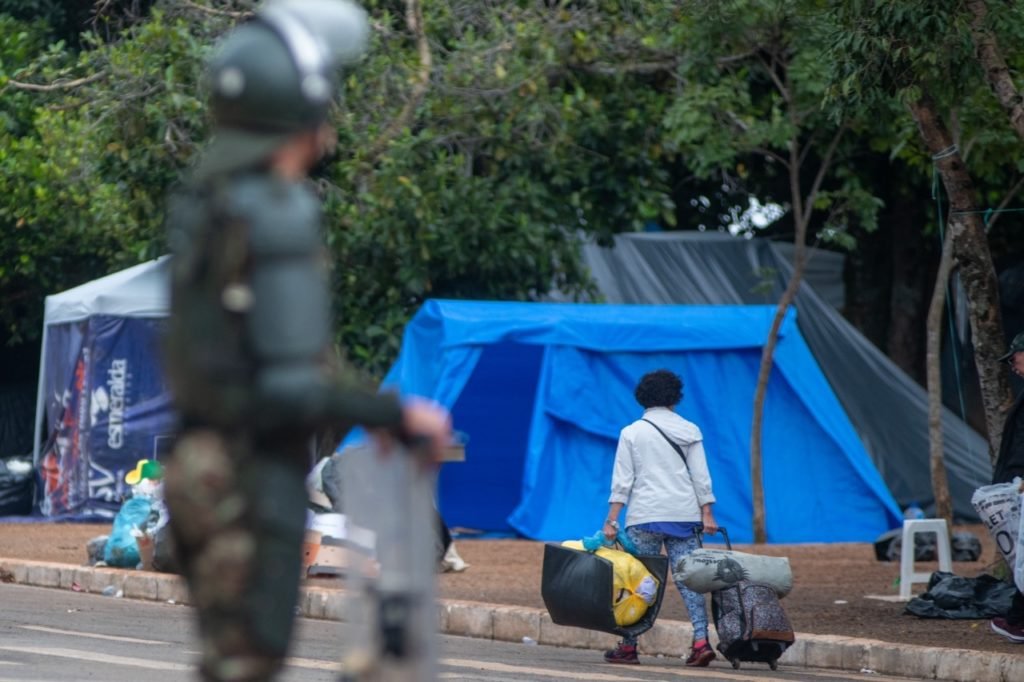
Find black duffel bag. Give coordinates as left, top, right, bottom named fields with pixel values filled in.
left=541, top=543, right=669, bottom=637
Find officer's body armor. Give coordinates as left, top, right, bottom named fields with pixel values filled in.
left=161, top=4, right=385, bottom=679
left=165, top=173, right=401, bottom=436
left=163, top=171, right=402, bottom=678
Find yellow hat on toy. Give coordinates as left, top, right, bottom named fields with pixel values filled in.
left=125, top=459, right=164, bottom=486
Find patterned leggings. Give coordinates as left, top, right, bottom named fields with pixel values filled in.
left=621, top=526, right=709, bottom=645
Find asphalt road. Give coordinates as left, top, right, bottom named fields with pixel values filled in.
left=0, top=584, right=923, bottom=681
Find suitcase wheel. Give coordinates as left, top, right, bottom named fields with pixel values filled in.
left=769, top=659, right=778, bottom=671
left=730, top=659, right=741, bottom=670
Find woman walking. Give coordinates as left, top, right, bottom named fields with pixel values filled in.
left=602, top=369, right=719, bottom=667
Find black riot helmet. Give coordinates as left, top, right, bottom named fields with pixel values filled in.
left=193, top=0, right=368, bottom=180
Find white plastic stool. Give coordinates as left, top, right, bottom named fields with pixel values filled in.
left=898, top=518, right=952, bottom=599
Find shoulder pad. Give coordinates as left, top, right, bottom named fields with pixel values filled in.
left=223, top=175, right=322, bottom=256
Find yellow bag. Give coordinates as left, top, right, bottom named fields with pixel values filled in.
left=562, top=541, right=660, bottom=626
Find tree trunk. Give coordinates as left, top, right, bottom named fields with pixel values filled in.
left=749, top=106, right=842, bottom=543
left=749, top=249, right=802, bottom=540
left=908, top=95, right=1012, bottom=465
left=966, top=0, right=1024, bottom=139
left=926, top=230, right=955, bottom=528
left=750, top=253, right=805, bottom=544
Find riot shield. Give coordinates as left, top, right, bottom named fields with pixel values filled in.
left=337, top=443, right=438, bottom=682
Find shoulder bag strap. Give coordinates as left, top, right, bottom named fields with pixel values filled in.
left=641, top=418, right=688, bottom=469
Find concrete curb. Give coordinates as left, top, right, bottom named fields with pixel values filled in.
left=3, top=558, right=1022, bottom=681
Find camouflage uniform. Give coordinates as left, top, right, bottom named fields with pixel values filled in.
left=162, top=3, right=398, bottom=680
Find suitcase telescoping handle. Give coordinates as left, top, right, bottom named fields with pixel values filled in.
left=698, top=525, right=732, bottom=550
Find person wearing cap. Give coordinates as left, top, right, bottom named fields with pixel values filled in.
left=991, top=331, right=1024, bottom=643
left=162, top=2, right=450, bottom=679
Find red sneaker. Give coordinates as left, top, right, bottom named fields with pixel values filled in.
left=991, top=617, right=1024, bottom=643
left=603, top=642, right=639, bottom=665
left=684, top=643, right=716, bottom=667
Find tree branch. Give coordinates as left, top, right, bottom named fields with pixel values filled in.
left=966, top=0, right=1024, bottom=140
left=571, top=60, right=677, bottom=76
left=363, top=0, right=432, bottom=163
left=758, top=50, right=790, bottom=104
left=926, top=227, right=955, bottom=529
left=797, top=130, right=818, bottom=168
left=716, top=50, right=758, bottom=66
left=5, top=71, right=107, bottom=92
left=180, top=0, right=252, bottom=19
left=751, top=43, right=810, bottom=545
left=785, top=84, right=804, bottom=227
left=984, top=173, right=1024, bottom=232
left=752, top=146, right=790, bottom=168
left=801, top=126, right=845, bottom=231
left=726, top=111, right=790, bottom=168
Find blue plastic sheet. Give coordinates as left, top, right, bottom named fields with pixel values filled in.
left=103, top=496, right=152, bottom=567
left=374, top=300, right=901, bottom=543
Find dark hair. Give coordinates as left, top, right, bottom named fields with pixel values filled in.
left=634, top=369, right=683, bottom=408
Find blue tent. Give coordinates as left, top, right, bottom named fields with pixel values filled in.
left=381, top=300, right=901, bottom=543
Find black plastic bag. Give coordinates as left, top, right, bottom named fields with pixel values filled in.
left=541, top=543, right=668, bottom=638
left=150, top=523, right=180, bottom=574
left=874, top=528, right=982, bottom=563
left=874, top=528, right=937, bottom=562
left=904, top=571, right=1015, bottom=619
left=951, top=531, right=982, bottom=562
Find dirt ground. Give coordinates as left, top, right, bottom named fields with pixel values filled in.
left=2, top=521, right=1023, bottom=656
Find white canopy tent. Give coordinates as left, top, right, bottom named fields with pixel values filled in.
left=32, top=257, right=172, bottom=513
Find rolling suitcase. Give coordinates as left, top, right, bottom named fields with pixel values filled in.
left=705, top=528, right=795, bottom=671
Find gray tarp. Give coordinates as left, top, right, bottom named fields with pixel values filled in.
left=581, top=231, right=991, bottom=521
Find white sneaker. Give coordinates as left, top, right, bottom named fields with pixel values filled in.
left=440, top=544, right=470, bottom=573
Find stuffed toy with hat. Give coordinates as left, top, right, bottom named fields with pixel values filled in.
left=125, top=459, right=164, bottom=498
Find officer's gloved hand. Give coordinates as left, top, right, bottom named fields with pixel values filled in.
left=367, top=397, right=450, bottom=466
left=398, top=397, right=452, bottom=465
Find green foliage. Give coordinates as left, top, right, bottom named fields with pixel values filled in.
left=825, top=0, right=1024, bottom=191
left=0, top=9, right=215, bottom=344
left=3, top=0, right=1024, bottom=377
left=661, top=1, right=883, bottom=245
left=326, top=1, right=684, bottom=369
left=0, top=1, right=687, bottom=372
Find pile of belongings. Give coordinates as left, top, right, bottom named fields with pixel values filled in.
left=541, top=528, right=668, bottom=637
left=905, top=571, right=1015, bottom=619
left=304, top=452, right=469, bottom=577
left=562, top=532, right=659, bottom=627
left=972, top=478, right=1024, bottom=594
left=675, top=544, right=793, bottom=597
left=872, top=528, right=982, bottom=563
left=87, top=459, right=173, bottom=571
left=674, top=529, right=795, bottom=671
left=910, top=478, right=1024, bottom=620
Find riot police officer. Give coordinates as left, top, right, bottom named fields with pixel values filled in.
left=163, top=2, right=450, bottom=680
